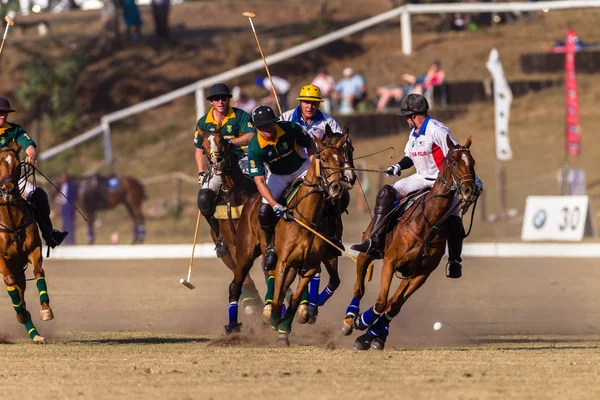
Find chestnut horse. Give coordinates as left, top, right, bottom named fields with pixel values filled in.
left=227, top=134, right=349, bottom=345
left=341, top=136, right=478, bottom=350
left=0, top=145, right=53, bottom=344
left=68, top=174, right=146, bottom=244
left=200, top=131, right=263, bottom=314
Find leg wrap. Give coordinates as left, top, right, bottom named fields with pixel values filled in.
left=345, top=296, right=360, bottom=317
left=309, top=273, right=320, bottom=307
left=264, top=274, right=275, bottom=305
left=318, top=286, right=335, bottom=307
left=36, top=277, right=49, bottom=304
left=357, top=306, right=382, bottom=330
left=7, top=285, right=25, bottom=315
left=228, top=301, right=239, bottom=326
left=368, top=313, right=392, bottom=338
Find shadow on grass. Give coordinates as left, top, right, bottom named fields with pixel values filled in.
left=71, top=337, right=212, bottom=345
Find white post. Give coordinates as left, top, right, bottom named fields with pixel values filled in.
left=101, top=121, right=113, bottom=166
left=401, top=10, right=412, bottom=56
left=196, top=87, right=206, bottom=122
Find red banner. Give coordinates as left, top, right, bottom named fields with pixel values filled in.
left=565, top=29, right=581, bottom=156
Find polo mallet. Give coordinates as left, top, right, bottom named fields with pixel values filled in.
left=242, top=11, right=283, bottom=116
left=290, top=216, right=374, bottom=277
left=180, top=211, right=201, bottom=289
left=0, top=16, right=14, bottom=58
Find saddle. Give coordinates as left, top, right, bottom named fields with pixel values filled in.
left=375, top=187, right=431, bottom=236
left=281, top=179, right=304, bottom=206
left=213, top=173, right=257, bottom=220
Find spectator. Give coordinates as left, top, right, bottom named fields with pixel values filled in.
left=151, top=0, right=171, bottom=44
left=311, top=67, right=336, bottom=113
left=332, top=67, right=365, bottom=115
left=121, top=0, right=142, bottom=41
left=402, top=60, right=446, bottom=96
left=255, top=75, right=291, bottom=112
left=375, top=79, right=415, bottom=112
left=59, top=171, right=78, bottom=245
left=231, top=86, right=257, bottom=115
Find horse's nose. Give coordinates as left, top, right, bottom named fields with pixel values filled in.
left=213, top=156, right=224, bottom=164
left=464, top=186, right=472, bottom=196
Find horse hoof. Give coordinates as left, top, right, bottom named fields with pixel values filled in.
left=40, top=308, right=54, bottom=321
left=32, top=335, right=47, bottom=344
left=296, top=304, right=309, bottom=324
left=370, top=337, right=386, bottom=351
left=308, top=316, right=317, bottom=325
left=340, top=321, right=353, bottom=336
left=225, top=323, right=242, bottom=335
left=276, top=333, right=290, bottom=347
left=262, top=304, right=272, bottom=325
left=352, top=334, right=372, bottom=351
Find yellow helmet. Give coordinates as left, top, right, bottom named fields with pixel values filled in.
left=296, top=84, right=324, bottom=102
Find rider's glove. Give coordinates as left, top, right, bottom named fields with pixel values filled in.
left=273, top=203, right=291, bottom=220
left=198, top=171, right=205, bottom=185
left=386, top=163, right=402, bottom=176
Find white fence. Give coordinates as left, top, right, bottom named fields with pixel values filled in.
left=39, top=1, right=600, bottom=164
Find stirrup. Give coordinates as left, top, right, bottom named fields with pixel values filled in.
left=215, top=237, right=229, bottom=258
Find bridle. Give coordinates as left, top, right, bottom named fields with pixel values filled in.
left=0, top=147, right=22, bottom=200
left=437, top=146, right=476, bottom=205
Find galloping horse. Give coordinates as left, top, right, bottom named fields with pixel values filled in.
left=0, top=144, right=53, bottom=343
left=69, top=174, right=146, bottom=244
left=341, top=136, right=478, bottom=350
left=200, top=131, right=263, bottom=313
left=227, top=134, right=349, bottom=345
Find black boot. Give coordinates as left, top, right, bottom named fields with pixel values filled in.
left=258, top=203, right=278, bottom=270
left=198, top=189, right=228, bottom=257
left=351, top=213, right=386, bottom=259
left=263, top=229, right=277, bottom=270
left=446, top=215, right=464, bottom=279
left=351, top=185, right=397, bottom=259
left=29, top=188, right=68, bottom=248
left=326, top=213, right=344, bottom=257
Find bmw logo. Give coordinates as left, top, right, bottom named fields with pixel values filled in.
left=533, top=209, right=547, bottom=229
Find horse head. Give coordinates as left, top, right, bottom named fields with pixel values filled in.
left=442, top=136, right=477, bottom=206
left=0, top=143, right=22, bottom=202
left=314, top=134, right=349, bottom=200
left=325, top=124, right=356, bottom=188
left=201, top=131, right=236, bottom=176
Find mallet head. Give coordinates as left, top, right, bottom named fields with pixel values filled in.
left=4, top=16, right=14, bottom=26
left=242, top=12, right=256, bottom=18
left=180, top=278, right=195, bottom=290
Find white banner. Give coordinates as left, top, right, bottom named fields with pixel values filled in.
left=522, top=196, right=593, bottom=241
left=486, top=48, right=513, bottom=161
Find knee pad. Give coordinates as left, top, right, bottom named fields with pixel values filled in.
left=197, top=189, right=216, bottom=217
left=374, top=185, right=396, bottom=214
left=258, top=203, right=277, bottom=231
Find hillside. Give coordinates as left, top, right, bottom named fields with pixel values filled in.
left=2, top=1, right=600, bottom=244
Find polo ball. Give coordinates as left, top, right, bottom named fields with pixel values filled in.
left=433, top=322, right=442, bottom=331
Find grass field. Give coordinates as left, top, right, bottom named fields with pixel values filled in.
left=1, top=257, right=600, bottom=399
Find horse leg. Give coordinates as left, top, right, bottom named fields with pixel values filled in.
left=87, top=214, right=95, bottom=244
left=269, top=259, right=292, bottom=332
left=124, top=202, right=144, bottom=244
left=341, top=252, right=373, bottom=336
left=226, top=247, right=260, bottom=334
left=0, top=259, right=46, bottom=344
left=277, top=265, right=317, bottom=347
left=354, top=257, right=395, bottom=332
left=28, top=246, right=53, bottom=321
left=363, top=274, right=430, bottom=351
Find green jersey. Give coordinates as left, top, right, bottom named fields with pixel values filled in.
left=194, top=106, right=256, bottom=158
left=0, top=122, right=36, bottom=151
left=247, top=121, right=313, bottom=177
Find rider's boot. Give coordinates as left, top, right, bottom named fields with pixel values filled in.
left=446, top=215, right=465, bottom=279
left=198, top=189, right=228, bottom=257
left=29, top=187, right=68, bottom=248
left=326, top=213, right=344, bottom=257
left=259, top=203, right=278, bottom=270
left=351, top=185, right=396, bottom=259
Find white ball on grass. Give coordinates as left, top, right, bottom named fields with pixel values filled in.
left=433, top=322, right=442, bottom=331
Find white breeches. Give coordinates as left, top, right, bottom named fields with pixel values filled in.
left=261, top=158, right=310, bottom=204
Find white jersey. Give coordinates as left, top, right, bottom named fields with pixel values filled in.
left=403, top=117, right=457, bottom=180
left=280, top=107, right=341, bottom=140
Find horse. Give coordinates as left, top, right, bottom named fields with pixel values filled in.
left=68, top=174, right=146, bottom=244
left=340, top=136, right=478, bottom=350
left=227, top=133, right=349, bottom=345
left=0, top=144, right=53, bottom=344
left=200, top=131, right=263, bottom=314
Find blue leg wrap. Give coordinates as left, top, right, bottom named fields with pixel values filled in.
left=318, top=286, right=334, bottom=306
left=281, top=303, right=287, bottom=318
left=357, top=306, right=381, bottom=330
left=345, top=296, right=360, bottom=317
left=368, top=313, right=392, bottom=338
left=228, top=301, right=239, bottom=326
left=309, top=273, right=320, bottom=308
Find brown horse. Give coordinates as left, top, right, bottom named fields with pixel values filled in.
left=340, top=136, right=478, bottom=350
left=227, top=134, right=349, bottom=345
left=200, top=131, right=263, bottom=314
left=0, top=144, right=53, bottom=344
left=68, top=174, right=146, bottom=244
